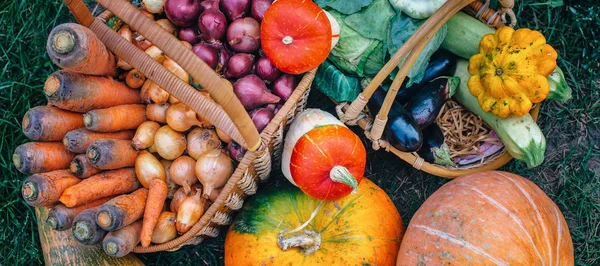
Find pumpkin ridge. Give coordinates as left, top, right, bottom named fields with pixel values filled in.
left=412, top=224, right=509, bottom=266
left=553, top=206, right=562, bottom=266
left=499, top=172, right=553, bottom=263
left=456, top=183, right=545, bottom=263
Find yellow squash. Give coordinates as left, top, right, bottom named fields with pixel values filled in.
left=468, top=26, right=557, bottom=118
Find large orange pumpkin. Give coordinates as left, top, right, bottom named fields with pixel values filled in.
left=225, top=178, right=404, bottom=265
left=397, top=171, right=574, bottom=265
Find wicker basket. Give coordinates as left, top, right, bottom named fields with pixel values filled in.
left=62, top=0, right=314, bottom=253
left=336, top=0, right=539, bottom=179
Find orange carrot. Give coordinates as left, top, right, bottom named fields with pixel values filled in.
left=83, top=104, right=147, bottom=132
left=13, top=142, right=75, bottom=174
left=103, top=220, right=143, bottom=258
left=96, top=188, right=149, bottom=231
left=125, top=69, right=146, bottom=89
left=46, top=23, right=117, bottom=77
left=72, top=207, right=107, bottom=245
left=70, top=154, right=101, bottom=179
left=47, top=196, right=113, bottom=231
left=140, top=179, right=168, bottom=247
left=59, top=168, right=140, bottom=208
left=21, top=170, right=81, bottom=207
left=87, top=139, right=139, bottom=170
left=44, top=71, right=141, bottom=113
left=22, top=106, right=84, bottom=141
left=63, top=128, right=136, bottom=154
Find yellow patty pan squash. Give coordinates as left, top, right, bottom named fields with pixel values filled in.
left=468, top=26, right=558, bottom=118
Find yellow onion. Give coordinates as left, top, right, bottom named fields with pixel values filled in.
left=146, top=103, right=170, bottom=123
left=195, top=149, right=234, bottom=198
left=163, top=58, right=189, bottom=84
left=140, top=79, right=152, bottom=103
left=132, top=121, right=161, bottom=150
left=187, top=127, right=221, bottom=159
left=156, top=19, right=175, bottom=34
left=160, top=159, right=179, bottom=198
left=168, top=95, right=181, bottom=105
left=135, top=150, right=166, bottom=188
left=125, top=69, right=146, bottom=89
left=208, top=187, right=221, bottom=203
left=176, top=189, right=205, bottom=233
left=118, top=25, right=133, bottom=42
left=145, top=46, right=165, bottom=64
left=165, top=103, right=203, bottom=132
left=117, top=57, right=133, bottom=71
left=148, top=81, right=170, bottom=104
left=154, top=126, right=186, bottom=160
left=170, top=156, right=198, bottom=194
left=151, top=211, right=177, bottom=244
left=215, top=127, right=232, bottom=143
left=170, top=183, right=202, bottom=213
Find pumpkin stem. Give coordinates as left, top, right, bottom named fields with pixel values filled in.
left=277, top=230, right=321, bottom=255
left=282, top=36, right=293, bottom=45
left=329, top=166, right=358, bottom=195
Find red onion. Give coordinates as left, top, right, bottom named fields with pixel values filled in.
left=251, top=0, right=272, bottom=21
left=164, top=0, right=202, bottom=27
left=224, top=53, right=254, bottom=78
left=249, top=107, right=274, bottom=132
left=228, top=141, right=247, bottom=163
left=220, top=0, right=250, bottom=21
left=200, top=0, right=219, bottom=10
left=233, top=74, right=280, bottom=110
left=227, top=17, right=260, bottom=53
left=192, top=43, right=219, bottom=69
left=178, top=27, right=201, bottom=45
left=198, top=9, right=228, bottom=43
left=255, top=57, right=280, bottom=83
left=272, top=74, right=297, bottom=101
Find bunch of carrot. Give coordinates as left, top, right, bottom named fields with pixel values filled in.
left=15, top=7, right=240, bottom=258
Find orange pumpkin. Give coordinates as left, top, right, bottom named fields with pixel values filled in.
left=225, top=178, right=404, bottom=265
left=397, top=171, right=574, bottom=265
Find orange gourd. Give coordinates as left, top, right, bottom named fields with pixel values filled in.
left=225, top=178, right=404, bottom=265
left=397, top=171, right=574, bottom=265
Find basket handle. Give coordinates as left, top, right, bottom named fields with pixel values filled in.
left=340, top=0, right=475, bottom=149
left=63, top=0, right=261, bottom=151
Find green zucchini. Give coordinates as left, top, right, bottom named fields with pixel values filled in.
left=442, top=12, right=572, bottom=103
left=453, top=59, right=546, bottom=168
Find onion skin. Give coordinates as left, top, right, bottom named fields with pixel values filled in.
left=153, top=126, right=187, bottom=160
left=147, top=81, right=170, bottom=104
left=220, top=0, right=250, bottom=21
left=272, top=74, right=297, bottom=101
left=176, top=189, right=205, bottom=233
left=198, top=9, right=228, bottom=43
left=187, top=127, right=221, bottom=160
left=135, top=150, right=167, bottom=188
left=255, top=57, right=280, bottom=83
left=164, top=0, right=202, bottom=27
left=151, top=211, right=177, bottom=244
left=192, top=43, right=219, bottom=69
left=170, top=183, right=202, bottom=213
left=233, top=74, right=280, bottom=110
left=146, top=103, right=170, bottom=123
left=169, top=156, right=198, bottom=194
left=224, top=53, right=255, bottom=78
left=228, top=141, right=247, bottom=162
left=201, top=0, right=218, bottom=10
left=132, top=121, right=161, bottom=150
left=195, top=149, right=234, bottom=198
left=251, top=0, right=271, bottom=21
left=216, top=127, right=232, bottom=143
left=161, top=159, right=179, bottom=198
left=178, top=27, right=201, bottom=46
left=165, top=103, right=203, bottom=132
left=227, top=17, right=261, bottom=53
left=249, top=107, right=274, bottom=132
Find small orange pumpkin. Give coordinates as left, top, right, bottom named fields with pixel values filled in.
left=397, top=171, right=574, bottom=265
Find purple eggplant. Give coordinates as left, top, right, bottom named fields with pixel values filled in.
left=416, top=123, right=454, bottom=166
left=405, top=76, right=459, bottom=129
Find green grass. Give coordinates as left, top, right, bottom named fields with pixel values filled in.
left=0, top=0, right=598, bottom=265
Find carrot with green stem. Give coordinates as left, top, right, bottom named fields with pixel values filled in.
left=59, top=168, right=140, bottom=208
left=47, top=197, right=112, bottom=231
left=22, top=106, right=84, bottom=141
left=72, top=207, right=107, bottom=245
left=13, top=142, right=75, bottom=174
left=83, top=104, right=147, bottom=132
left=63, top=128, right=135, bottom=154
left=87, top=139, right=139, bottom=170
left=21, top=170, right=81, bottom=207
left=103, top=220, right=143, bottom=258
left=45, top=71, right=141, bottom=113
left=70, top=154, right=101, bottom=179
left=96, top=188, right=148, bottom=231
left=46, top=23, right=117, bottom=77
left=140, top=179, right=168, bottom=247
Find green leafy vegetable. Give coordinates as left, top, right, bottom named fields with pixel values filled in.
left=387, top=12, right=447, bottom=86
left=344, top=0, right=395, bottom=41
left=315, top=60, right=361, bottom=103
left=325, top=0, right=372, bottom=15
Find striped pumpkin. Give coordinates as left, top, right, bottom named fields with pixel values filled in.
left=397, top=171, right=574, bottom=265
